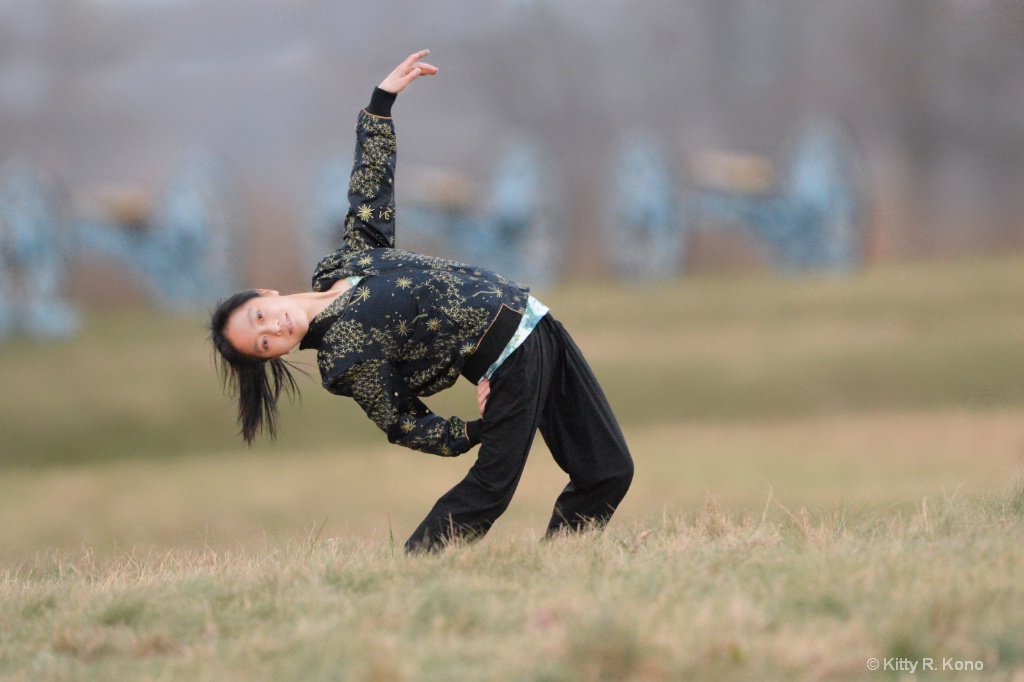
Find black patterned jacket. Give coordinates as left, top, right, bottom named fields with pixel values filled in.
left=298, top=93, right=530, bottom=457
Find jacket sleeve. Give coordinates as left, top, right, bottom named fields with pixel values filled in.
left=342, top=102, right=398, bottom=252
left=331, top=359, right=479, bottom=457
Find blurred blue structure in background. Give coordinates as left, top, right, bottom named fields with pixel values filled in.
left=313, top=120, right=864, bottom=282
left=604, top=117, right=866, bottom=280
left=311, top=137, right=565, bottom=284
left=74, top=151, right=241, bottom=311
left=0, top=150, right=241, bottom=341
left=0, top=163, right=79, bottom=340
left=460, top=138, right=564, bottom=284
left=693, top=118, right=865, bottom=272
left=604, top=133, right=684, bottom=280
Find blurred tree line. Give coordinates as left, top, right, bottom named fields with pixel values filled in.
left=1, top=0, right=1021, bottom=288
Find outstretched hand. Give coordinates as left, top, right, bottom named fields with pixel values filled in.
left=379, top=49, right=438, bottom=94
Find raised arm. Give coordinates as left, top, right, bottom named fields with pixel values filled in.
left=341, top=51, right=438, bottom=252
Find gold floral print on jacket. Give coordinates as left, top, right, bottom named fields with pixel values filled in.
left=299, top=108, right=529, bottom=457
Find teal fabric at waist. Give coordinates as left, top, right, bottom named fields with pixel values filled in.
left=481, top=295, right=549, bottom=382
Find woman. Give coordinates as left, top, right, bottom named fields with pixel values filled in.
left=210, top=50, right=633, bottom=552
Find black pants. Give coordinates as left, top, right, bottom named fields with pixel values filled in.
left=405, top=315, right=634, bottom=552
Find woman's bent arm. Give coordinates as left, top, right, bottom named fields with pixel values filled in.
left=332, top=359, right=479, bottom=457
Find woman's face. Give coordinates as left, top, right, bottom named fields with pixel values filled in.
left=224, top=290, right=308, bottom=359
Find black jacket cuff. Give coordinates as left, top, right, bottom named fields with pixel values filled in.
left=366, top=87, right=397, bottom=117
left=465, top=419, right=483, bottom=447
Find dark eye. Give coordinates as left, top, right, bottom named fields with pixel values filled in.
left=257, top=310, right=263, bottom=320
left=262, top=337, right=269, bottom=351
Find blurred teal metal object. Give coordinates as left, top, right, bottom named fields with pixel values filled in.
left=694, top=118, right=866, bottom=272
left=460, top=139, right=564, bottom=284
left=0, top=163, right=80, bottom=340
left=604, top=133, right=684, bottom=280
left=312, top=119, right=865, bottom=282
left=74, top=151, right=241, bottom=311
left=606, top=118, right=866, bottom=279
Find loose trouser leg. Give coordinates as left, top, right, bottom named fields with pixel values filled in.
left=404, top=325, right=554, bottom=553
left=538, top=317, right=634, bottom=536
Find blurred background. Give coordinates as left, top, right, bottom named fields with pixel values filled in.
left=2, top=0, right=1023, bottom=291
left=1, top=0, right=1023, bottom=558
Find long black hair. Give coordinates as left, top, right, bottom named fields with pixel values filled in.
left=209, top=289, right=301, bottom=445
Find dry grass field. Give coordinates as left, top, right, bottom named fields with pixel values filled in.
left=2, top=255, right=1024, bottom=680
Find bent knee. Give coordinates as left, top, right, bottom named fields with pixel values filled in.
left=615, top=455, right=634, bottom=487
left=601, top=459, right=634, bottom=500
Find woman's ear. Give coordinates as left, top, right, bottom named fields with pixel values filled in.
left=255, top=288, right=280, bottom=296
